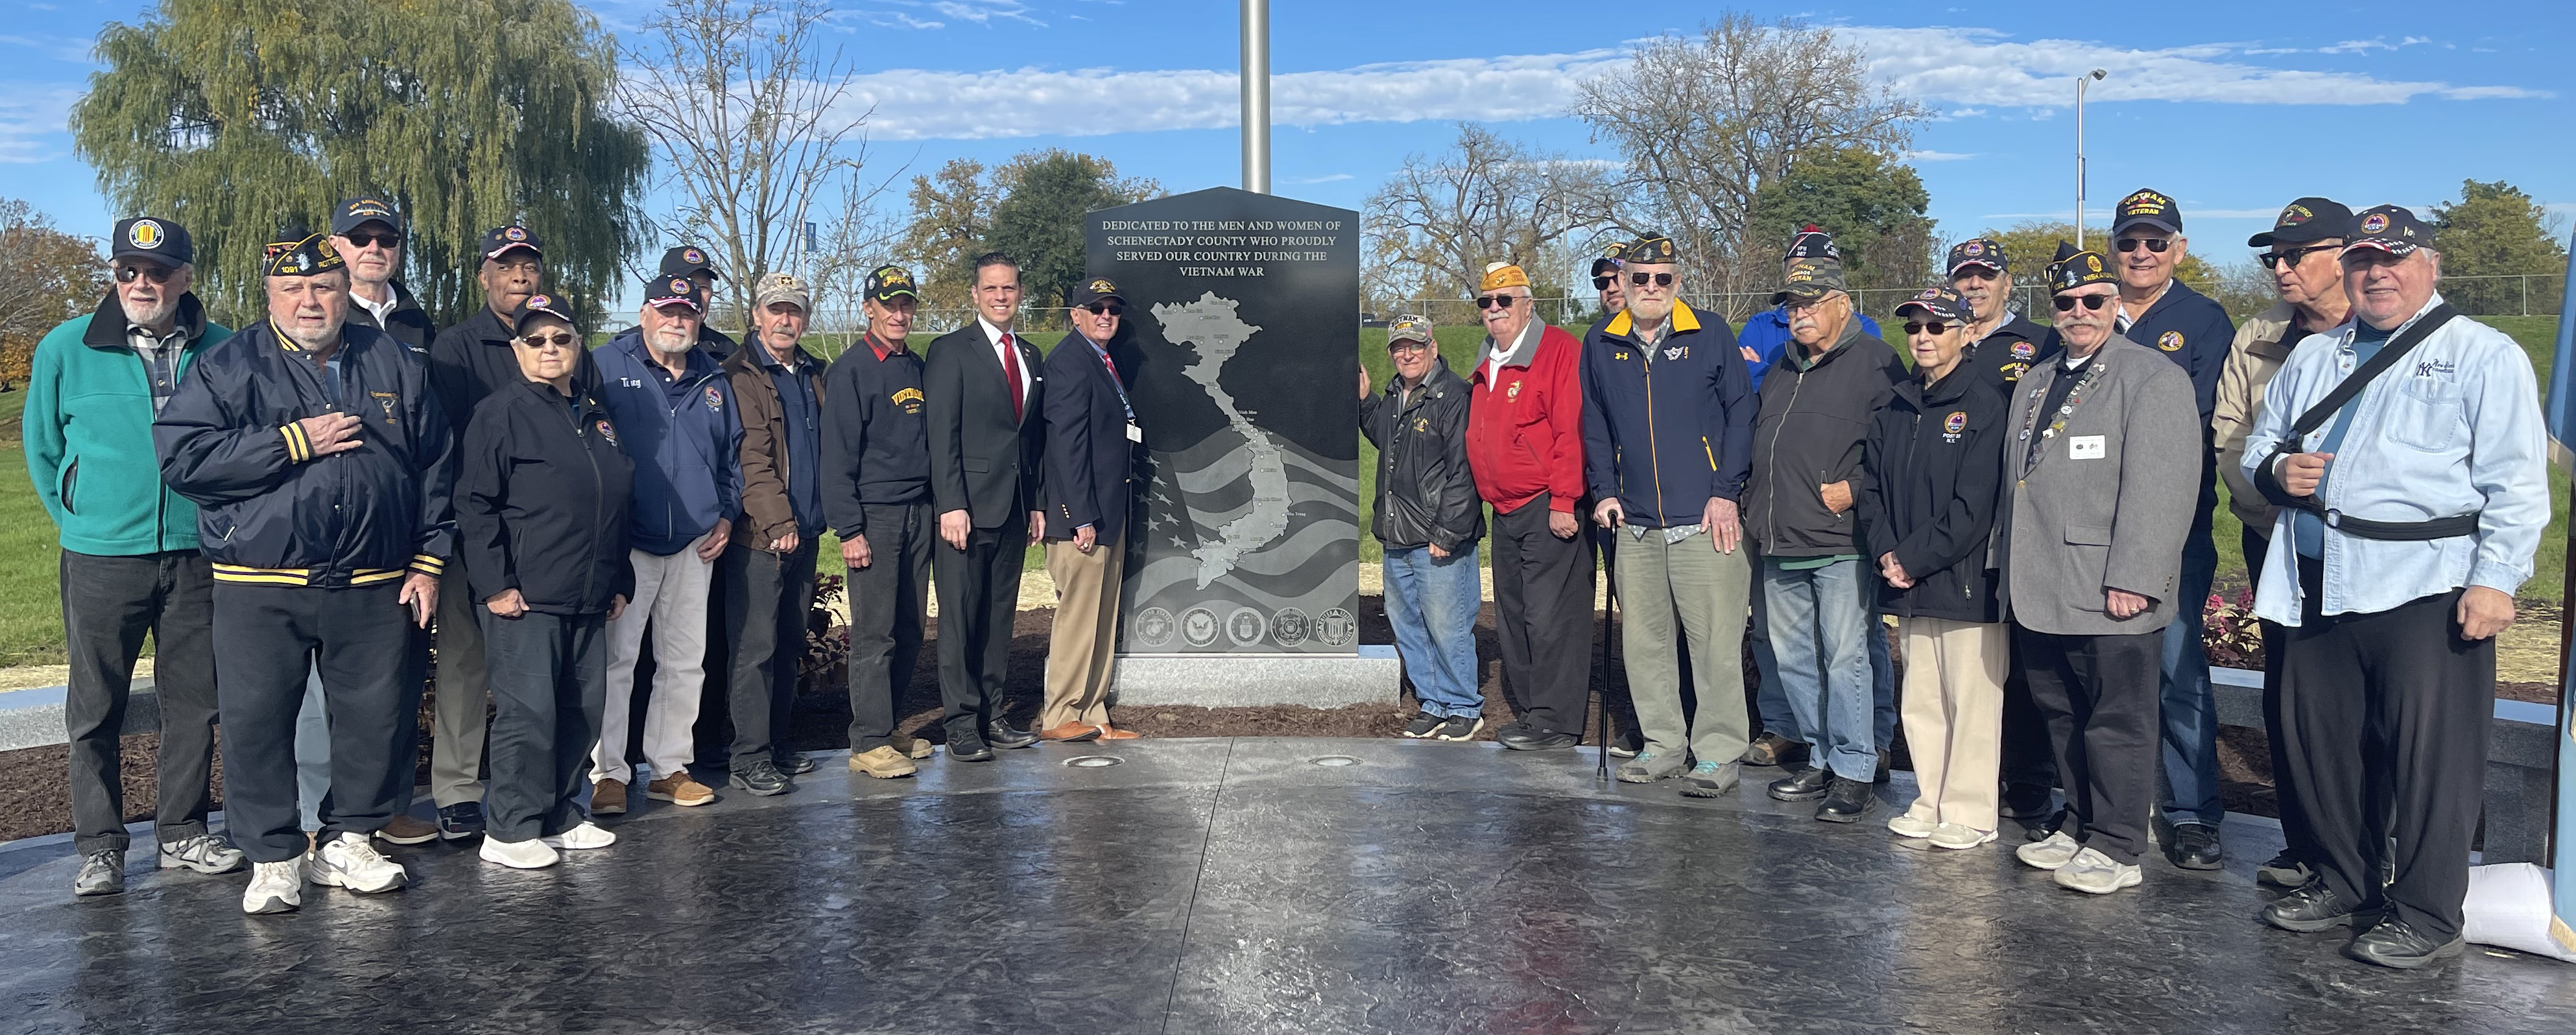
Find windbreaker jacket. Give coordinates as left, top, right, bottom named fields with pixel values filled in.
left=1859, top=369, right=2009, bottom=622
left=24, top=293, right=231, bottom=555
left=154, top=320, right=453, bottom=587
left=820, top=335, right=931, bottom=538
left=2210, top=302, right=2300, bottom=534
left=594, top=329, right=743, bottom=556
left=1745, top=325, right=1908, bottom=557
left=459, top=379, right=636, bottom=615
left=1580, top=302, right=1755, bottom=529
left=1361, top=359, right=1482, bottom=553
left=349, top=280, right=436, bottom=355
left=1960, top=311, right=2055, bottom=397
left=723, top=340, right=828, bottom=553
left=427, top=305, right=599, bottom=446
left=1736, top=307, right=1882, bottom=392
left=1466, top=322, right=1584, bottom=516
left=2115, top=278, right=2236, bottom=421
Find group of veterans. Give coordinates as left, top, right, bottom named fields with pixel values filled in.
left=29, top=198, right=1146, bottom=910
left=1361, top=189, right=2544, bottom=971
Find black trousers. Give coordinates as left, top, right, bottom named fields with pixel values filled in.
left=2016, top=625, right=2162, bottom=864
left=213, top=582, right=428, bottom=863
left=2279, top=558, right=2491, bottom=942
left=687, top=554, right=737, bottom=772
left=1491, top=498, right=1596, bottom=737
left=2241, top=528, right=2322, bottom=870
left=934, top=517, right=1027, bottom=743
left=1999, top=623, right=2058, bottom=791
left=846, top=503, right=934, bottom=752
left=61, top=549, right=220, bottom=855
left=479, top=609, right=608, bottom=843
left=721, top=539, right=820, bottom=768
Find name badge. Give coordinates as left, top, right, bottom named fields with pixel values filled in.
left=1125, top=423, right=1145, bottom=443
left=2068, top=434, right=2106, bottom=460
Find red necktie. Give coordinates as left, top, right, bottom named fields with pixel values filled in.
left=1001, top=332, right=1024, bottom=421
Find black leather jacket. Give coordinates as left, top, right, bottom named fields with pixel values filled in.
left=1360, top=359, right=1482, bottom=553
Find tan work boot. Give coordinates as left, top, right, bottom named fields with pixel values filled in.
left=888, top=732, right=935, bottom=760
left=848, top=745, right=920, bottom=779
left=376, top=813, right=440, bottom=846
left=590, top=778, right=628, bottom=816
left=646, top=771, right=715, bottom=807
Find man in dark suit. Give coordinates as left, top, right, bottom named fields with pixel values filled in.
left=925, top=252, right=1047, bottom=761
left=1038, top=277, right=1142, bottom=743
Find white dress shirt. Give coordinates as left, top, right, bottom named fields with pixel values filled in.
left=977, top=316, right=1034, bottom=406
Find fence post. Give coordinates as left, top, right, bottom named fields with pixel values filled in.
left=2525, top=274, right=2532, bottom=317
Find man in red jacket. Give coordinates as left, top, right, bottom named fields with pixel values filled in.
left=1466, top=262, right=1593, bottom=750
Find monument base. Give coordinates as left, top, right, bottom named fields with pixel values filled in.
left=1110, top=646, right=1400, bottom=709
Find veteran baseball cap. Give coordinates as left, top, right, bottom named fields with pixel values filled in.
left=480, top=225, right=542, bottom=262
left=331, top=196, right=403, bottom=235
left=1894, top=286, right=1967, bottom=323
left=2047, top=241, right=2118, bottom=293
left=1946, top=238, right=2007, bottom=277
left=755, top=272, right=811, bottom=312
left=644, top=274, right=704, bottom=313
left=1069, top=276, right=1125, bottom=309
left=263, top=228, right=345, bottom=279
left=864, top=265, right=918, bottom=303
left=508, top=292, right=579, bottom=335
left=1590, top=241, right=1628, bottom=278
left=110, top=217, right=193, bottom=267
left=1771, top=260, right=1846, bottom=304
left=1386, top=314, right=1434, bottom=346
left=660, top=245, right=720, bottom=281
left=1626, top=233, right=1679, bottom=265
left=2112, top=189, right=2182, bottom=235
left=2248, top=197, right=2352, bottom=248
left=2343, top=204, right=2433, bottom=257
left=1785, top=224, right=1840, bottom=263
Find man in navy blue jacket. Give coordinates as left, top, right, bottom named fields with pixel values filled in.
left=156, top=230, right=451, bottom=915
left=588, top=276, right=742, bottom=814
left=1038, top=276, right=1144, bottom=743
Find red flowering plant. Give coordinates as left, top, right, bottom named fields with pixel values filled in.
left=2202, top=587, right=2265, bottom=671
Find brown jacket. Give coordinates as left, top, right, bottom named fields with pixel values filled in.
left=724, top=340, right=828, bottom=553
left=2210, top=302, right=2301, bottom=535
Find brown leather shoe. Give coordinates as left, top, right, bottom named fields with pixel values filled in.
left=590, top=778, right=628, bottom=816
left=888, top=732, right=936, bottom=760
left=1094, top=725, right=1141, bottom=741
left=848, top=745, right=919, bottom=779
left=645, top=772, right=715, bottom=807
left=375, top=813, right=440, bottom=846
left=1040, top=721, right=1104, bottom=743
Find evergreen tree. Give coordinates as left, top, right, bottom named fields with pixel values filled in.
left=2430, top=180, right=2570, bottom=316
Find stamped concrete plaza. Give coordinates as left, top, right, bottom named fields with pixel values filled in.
left=2, top=737, right=2569, bottom=1034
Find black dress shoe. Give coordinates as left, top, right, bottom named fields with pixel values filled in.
left=2343, top=919, right=2466, bottom=970
left=2164, top=822, right=2224, bottom=870
left=1767, top=765, right=1833, bottom=802
left=985, top=722, right=1039, bottom=750
left=1497, top=725, right=1579, bottom=751
left=729, top=759, right=793, bottom=796
left=948, top=739, right=996, bottom=762
left=1999, top=783, right=2055, bottom=822
left=2260, top=881, right=2366, bottom=933
left=1816, top=776, right=1877, bottom=823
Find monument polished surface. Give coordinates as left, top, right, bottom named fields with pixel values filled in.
left=3, top=738, right=2569, bottom=1034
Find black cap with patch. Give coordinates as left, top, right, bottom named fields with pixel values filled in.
left=110, top=217, right=193, bottom=267
left=2344, top=204, right=2433, bottom=257
left=508, top=292, right=579, bottom=335
left=331, top=196, right=403, bottom=235
left=1785, top=224, right=1839, bottom=263
left=480, top=225, right=543, bottom=262
left=263, top=227, right=346, bottom=279
left=1946, top=237, right=2007, bottom=276
left=865, top=265, right=919, bottom=303
left=660, top=245, right=720, bottom=281
left=1625, top=233, right=1678, bottom=265
left=2046, top=241, right=2117, bottom=293
left=1069, top=276, right=1125, bottom=308
left=1894, top=286, right=1968, bottom=323
left=644, top=275, right=705, bottom=313
left=2247, top=197, right=2352, bottom=248
left=1590, top=240, right=1628, bottom=278
left=2112, top=189, right=2182, bottom=235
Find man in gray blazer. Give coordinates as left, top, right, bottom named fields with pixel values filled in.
left=1998, top=243, right=2200, bottom=896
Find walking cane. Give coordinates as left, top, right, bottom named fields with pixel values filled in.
left=1597, top=547, right=1616, bottom=781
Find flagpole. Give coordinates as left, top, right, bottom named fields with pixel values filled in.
left=1239, top=0, right=1270, bottom=195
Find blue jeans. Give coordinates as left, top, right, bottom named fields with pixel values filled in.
left=1870, top=606, right=1895, bottom=751
left=1748, top=554, right=1797, bottom=740
left=1762, top=558, right=1878, bottom=782
left=2158, top=525, right=2223, bottom=826
left=1384, top=544, right=1484, bottom=718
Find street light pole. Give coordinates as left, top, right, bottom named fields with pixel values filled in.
left=2076, top=69, right=2105, bottom=250
left=1240, top=0, right=1270, bottom=195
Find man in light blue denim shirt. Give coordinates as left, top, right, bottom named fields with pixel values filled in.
left=2239, top=204, right=2547, bottom=970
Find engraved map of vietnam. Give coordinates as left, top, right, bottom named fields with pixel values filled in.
left=1151, top=292, right=1293, bottom=588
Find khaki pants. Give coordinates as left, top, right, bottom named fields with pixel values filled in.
left=1896, top=616, right=2007, bottom=832
left=1616, top=529, right=1752, bottom=765
left=431, top=564, right=489, bottom=807
left=595, top=534, right=715, bottom=785
left=1042, top=539, right=1124, bottom=730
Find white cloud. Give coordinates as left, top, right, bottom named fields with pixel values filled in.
left=0, top=88, right=78, bottom=163
left=1904, top=149, right=1977, bottom=161
left=846, top=1, right=1042, bottom=29
left=1844, top=27, right=2547, bottom=106
left=2319, top=36, right=2431, bottom=54
left=1286, top=173, right=1354, bottom=185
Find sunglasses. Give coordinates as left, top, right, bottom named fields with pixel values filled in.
left=1628, top=272, right=1675, bottom=288
left=1902, top=321, right=1953, bottom=337
left=115, top=264, right=176, bottom=285
left=341, top=232, right=403, bottom=249
left=2051, top=294, right=2113, bottom=313
left=1475, top=294, right=1522, bottom=311
left=2259, top=243, right=2340, bottom=269
left=1079, top=303, right=1124, bottom=316
left=518, top=331, right=578, bottom=349
left=2114, top=237, right=2171, bottom=254
left=1591, top=275, right=1619, bottom=291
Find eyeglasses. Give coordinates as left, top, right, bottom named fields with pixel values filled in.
left=341, top=232, right=403, bottom=249
left=2260, top=243, right=2341, bottom=268
left=115, top=264, right=176, bottom=285
left=2114, top=237, right=2171, bottom=254
left=1475, top=294, right=1522, bottom=311
left=1591, top=275, right=1618, bottom=291
left=1902, top=321, right=1952, bottom=337
left=518, top=332, right=578, bottom=349
left=1079, top=303, right=1124, bottom=316
left=2051, top=294, right=2112, bottom=313
left=1628, top=272, right=1675, bottom=288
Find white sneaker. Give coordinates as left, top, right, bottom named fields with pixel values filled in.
left=2053, top=847, right=2144, bottom=894
left=1929, top=824, right=1998, bottom=850
left=540, top=822, right=617, bottom=851
left=2016, top=831, right=2083, bottom=871
left=1887, top=813, right=1936, bottom=839
left=479, top=837, right=560, bottom=870
left=240, top=859, right=304, bottom=914
left=311, top=831, right=409, bottom=893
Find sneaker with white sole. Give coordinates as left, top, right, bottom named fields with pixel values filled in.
left=2016, top=831, right=2083, bottom=871
left=2053, top=847, right=2143, bottom=894
left=1929, top=824, right=1998, bottom=850
left=1615, top=750, right=1686, bottom=783
left=310, top=832, right=408, bottom=894
left=1400, top=713, right=1445, bottom=739
left=158, top=833, right=247, bottom=875
left=541, top=822, right=617, bottom=851
left=1432, top=715, right=1484, bottom=741
left=480, top=837, right=560, bottom=870
left=241, top=859, right=304, bottom=914
left=1887, top=813, right=1936, bottom=839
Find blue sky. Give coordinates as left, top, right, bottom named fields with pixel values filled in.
left=6, top=0, right=2573, bottom=268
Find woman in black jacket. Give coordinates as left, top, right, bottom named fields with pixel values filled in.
left=457, top=295, right=636, bottom=869
left=1858, top=287, right=2010, bottom=851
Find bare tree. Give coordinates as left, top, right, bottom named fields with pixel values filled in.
left=1573, top=14, right=1927, bottom=300
left=1364, top=123, right=1617, bottom=302
left=617, top=0, right=879, bottom=330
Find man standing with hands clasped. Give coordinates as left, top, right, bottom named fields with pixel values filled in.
left=1039, top=277, right=1145, bottom=743
left=717, top=274, right=829, bottom=796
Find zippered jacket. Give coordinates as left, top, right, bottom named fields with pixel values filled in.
left=24, top=293, right=231, bottom=555
left=427, top=305, right=599, bottom=450
left=722, top=340, right=828, bottom=553
left=1360, top=358, right=1482, bottom=552
left=1737, top=307, right=1881, bottom=392
left=1745, top=325, right=1908, bottom=556
left=594, top=329, right=743, bottom=556
left=350, top=280, right=436, bottom=354
left=1580, top=302, right=1754, bottom=529
left=1859, top=369, right=2009, bottom=622
left=458, top=379, right=636, bottom=615
left=1465, top=322, right=1585, bottom=515
left=2211, top=302, right=2300, bottom=534
left=154, top=320, right=453, bottom=587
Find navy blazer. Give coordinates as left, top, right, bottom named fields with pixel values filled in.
left=1041, top=331, right=1139, bottom=546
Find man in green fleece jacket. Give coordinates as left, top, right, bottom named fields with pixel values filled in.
left=21, top=216, right=241, bottom=898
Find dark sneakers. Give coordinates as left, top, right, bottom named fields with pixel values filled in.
left=436, top=803, right=486, bottom=840
left=774, top=752, right=817, bottom=776
left=1497, top=724, right=1578, bottom=750
left=729, top=760, right=793, bottom=796
left=1817, top=776, right=1877, bottom=823
left=2164, top=822, right=2224, bottom=870
left=2260, top=881, right=2367, bottom=933
left=1432, top=715, right=1484, bottom=742
left=2343, top=919, right=2466, bottom=970
left=1401, top=713, right=1446, bottom=739
left=1767, top=766, right=1833, bottom=802
left=948, top=737, right=996, bottom=763
left=2256, top=851, right=2314, bottom=888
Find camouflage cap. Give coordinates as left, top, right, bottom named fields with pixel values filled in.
left=1386, top=314, right=1434, bottom=346
left=1770, top=259, right=1846, bottom=304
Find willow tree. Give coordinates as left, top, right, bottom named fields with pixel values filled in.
left=71, top=0, right=649, bottom=327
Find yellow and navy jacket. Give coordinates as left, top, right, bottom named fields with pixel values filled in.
left=153, top=319, right=454, bottom=588
left=1579, top=301, right=1755, bottom=529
